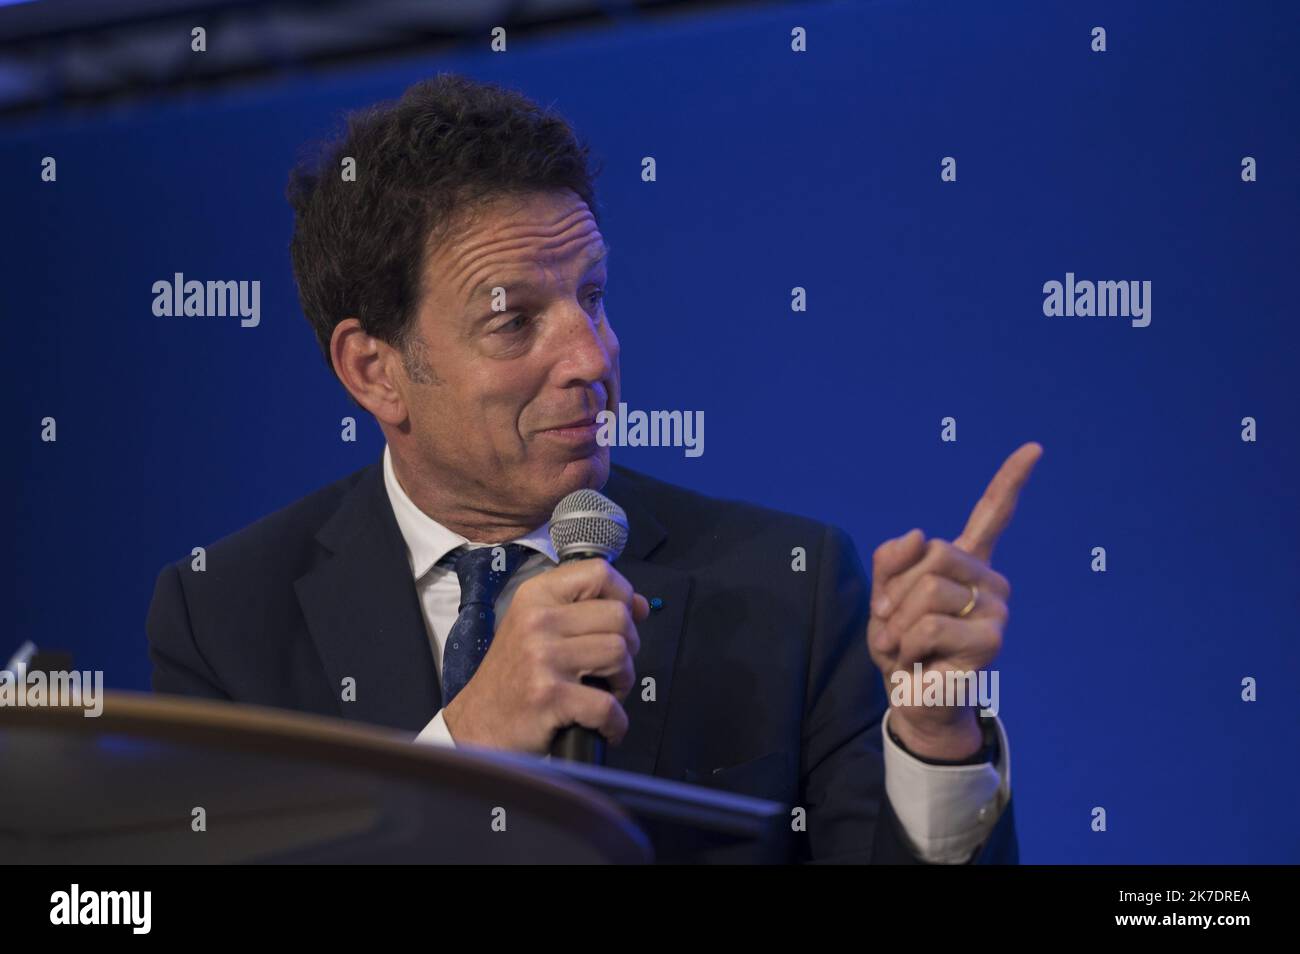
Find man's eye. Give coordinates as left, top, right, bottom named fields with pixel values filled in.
left=495, top=314, right=531, bottom=334
left=588, top=289, right=606, bottom=307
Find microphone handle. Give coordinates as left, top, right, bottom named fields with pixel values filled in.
left=549, top=676, right=610, bottom=763
left=548, top=551, right=614, bottom=764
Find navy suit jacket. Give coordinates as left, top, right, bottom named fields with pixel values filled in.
left=146, top=456, right=1017, bottom=864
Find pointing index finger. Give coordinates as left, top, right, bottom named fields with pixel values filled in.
left=954, top=442, right=1043, bottom=563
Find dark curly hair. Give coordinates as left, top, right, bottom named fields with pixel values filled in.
left=287, top=72, right=603, bottom=384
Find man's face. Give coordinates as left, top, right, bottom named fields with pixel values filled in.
left=397, top=189, right=620, bottom=525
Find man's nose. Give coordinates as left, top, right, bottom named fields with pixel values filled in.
left=554, top=301, right=614, bottom=387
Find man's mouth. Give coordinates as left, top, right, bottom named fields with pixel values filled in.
left=539, top=414, right=602, bottom=446
left=546, top=415, right=598, bottom=431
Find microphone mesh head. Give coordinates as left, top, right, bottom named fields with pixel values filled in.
left=550, top=489, right=629, bottom=561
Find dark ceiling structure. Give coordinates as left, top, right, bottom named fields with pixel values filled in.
left=0, top=0, right=761, bottom=117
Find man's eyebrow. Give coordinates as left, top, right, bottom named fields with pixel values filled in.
left=467, top=244, right=611, bottom=301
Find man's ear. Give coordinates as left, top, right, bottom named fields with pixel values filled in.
left=329, top=318, right=408, bottom=426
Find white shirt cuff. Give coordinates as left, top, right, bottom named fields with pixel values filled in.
left=414, top=709, right=457, bottom=747
left=881, top=708, right=1011, bottom=864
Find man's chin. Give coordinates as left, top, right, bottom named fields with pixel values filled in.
left=552, top=449, right=610, bottom=496
left=570, top=450, right=610, bottom=490
left=518, top=447, right=610, bottom=513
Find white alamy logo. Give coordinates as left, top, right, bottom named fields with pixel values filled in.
left=0, top=668, right=103, bottom=717
left=889, top=665, right=999, bottom=716
left=152, top=273, right=261, bottom=327
left=596, top=402, right=704, bottom=458
left=1042, top=272, right=1151, bottom=327
left=50, top=885, right=151, bottom=934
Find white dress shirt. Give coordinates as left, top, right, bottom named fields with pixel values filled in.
left=384, top=444, right=1010, bottom=863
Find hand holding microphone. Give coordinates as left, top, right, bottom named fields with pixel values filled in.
left=440, top=489, right=647, bottom=761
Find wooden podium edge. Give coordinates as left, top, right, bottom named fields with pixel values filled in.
left=0, top=690, right=652, bottom=863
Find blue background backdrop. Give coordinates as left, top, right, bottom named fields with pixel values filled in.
left=4, top=0, right=1298, bottom=862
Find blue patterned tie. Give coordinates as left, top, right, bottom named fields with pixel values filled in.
left=440, top=543, right=532, bottom=706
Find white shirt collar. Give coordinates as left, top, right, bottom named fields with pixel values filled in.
left=382, top=444, right=557, bottom=580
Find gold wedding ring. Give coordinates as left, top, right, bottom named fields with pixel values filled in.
left=957, top=583, right=978, bottom=618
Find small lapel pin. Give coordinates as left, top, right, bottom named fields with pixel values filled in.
left=649, top=597, right=664, bottom=612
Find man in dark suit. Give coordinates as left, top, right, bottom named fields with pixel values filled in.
left=148, top=73, right=1038, bottom=863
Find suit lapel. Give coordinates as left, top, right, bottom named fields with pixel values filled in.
left=601, top=467, right=692, bottom=778
left=294, top=461, right=442, bottom=732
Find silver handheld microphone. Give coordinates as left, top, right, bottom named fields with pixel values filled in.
left=548, top=489, right=629, bottom=764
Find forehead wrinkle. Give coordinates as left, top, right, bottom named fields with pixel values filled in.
left=449, top=207, right=604, bottom=302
